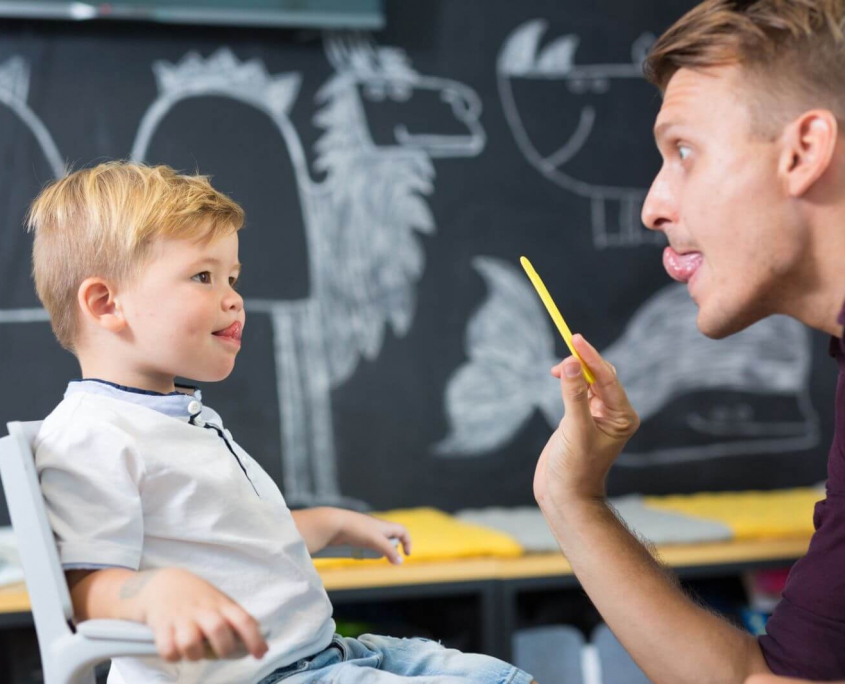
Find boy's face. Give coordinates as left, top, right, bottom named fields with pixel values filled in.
left=118, top=230, right=245, bottom=384
left=642, top=65, right=808, bottom=339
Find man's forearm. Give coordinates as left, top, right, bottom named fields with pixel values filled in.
left=544, top=498, right=771, bottom=684
left=67, top=568, right=159, bottom=623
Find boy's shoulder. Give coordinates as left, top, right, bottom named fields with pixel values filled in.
left=42, top=385, right=142, bottom=424
left=38, top=390, right=137, bottom=450
left=37, top=383, right=226, bottom=456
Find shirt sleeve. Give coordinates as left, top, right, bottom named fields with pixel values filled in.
left=757, top=490, right=845, bottom=679
left=35, top=409, right=145, bottom=571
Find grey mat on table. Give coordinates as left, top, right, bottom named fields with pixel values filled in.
left=456, top=495, right=732, bottom=552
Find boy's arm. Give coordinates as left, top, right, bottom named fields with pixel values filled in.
left=536, top=337, right=772, bottom=684
left=67, top=568, right=151, bottom=623
left=292, top=507, right=410, bottom=563
left=290, top=507, right=343, bottom=555
left=66, top=567, right=268, bottom=663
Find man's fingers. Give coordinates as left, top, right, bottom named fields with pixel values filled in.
left=220, top=603, right=268, bottom=659
left=195, top=609, right=238, bottom=659
left=572, top=335, right=627, bottom=407
left=559, top=356, right=593, bottom=427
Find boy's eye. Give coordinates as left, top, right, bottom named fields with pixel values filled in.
left=192, top=271, right=211, bottom=284
left=229, top=276, right=239, bottom=290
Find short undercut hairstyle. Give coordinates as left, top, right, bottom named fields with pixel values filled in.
left=645, top=0, right=845, bottom=136
left=27, top=161, right=245, bottom=351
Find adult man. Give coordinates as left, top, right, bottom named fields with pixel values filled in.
left=533, top=1, right=845, bottom=681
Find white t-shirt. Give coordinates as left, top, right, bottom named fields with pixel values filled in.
left=35, top=380, right=335, bottom=684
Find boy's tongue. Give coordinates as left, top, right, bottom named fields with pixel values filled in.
left=663, top=246, right=703, bottom=283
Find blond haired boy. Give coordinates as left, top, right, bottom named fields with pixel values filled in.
left=28, top=162, right=535, bottom=684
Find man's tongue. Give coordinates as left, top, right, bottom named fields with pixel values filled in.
left=663, top=247, right=703, bottom=283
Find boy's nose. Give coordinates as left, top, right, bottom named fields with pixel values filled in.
left=224, top=289, right=244, bottom=312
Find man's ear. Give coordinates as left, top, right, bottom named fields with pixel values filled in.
left=779, top=109, right=838, bottom=197
left=77, top=277, right=126, bottom=333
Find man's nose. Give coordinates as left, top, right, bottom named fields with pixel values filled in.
left=641, top=173, right=676, bottom=232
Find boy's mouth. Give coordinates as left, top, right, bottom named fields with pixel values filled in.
left=213, top=321, right=243, bottom=343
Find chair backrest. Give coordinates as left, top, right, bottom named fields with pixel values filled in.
left=0, top=421, right=74, bottom=648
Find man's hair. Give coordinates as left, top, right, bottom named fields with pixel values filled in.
left=645, top=0, right=845, bottom=134
left=27, top=161, right=245, bottom=351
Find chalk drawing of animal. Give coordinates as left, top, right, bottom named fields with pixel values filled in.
left=132, top=37, right=485, bottom=507
left=436, top=258, right=819, bottom=466
left=498, top=19, right=663, bottom=249
left=0, top=55, right=64, bottom=323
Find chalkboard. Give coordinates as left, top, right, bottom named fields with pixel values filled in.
left=0, top=0, right=837, bottom=525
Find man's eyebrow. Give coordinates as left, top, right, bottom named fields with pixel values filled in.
left=654, top=119, right=683, bottom=142
left=653, top=121, right=678, bottom=141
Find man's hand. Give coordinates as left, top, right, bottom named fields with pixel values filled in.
left=534, top=334, right=640, bottom=511
left=329, top=510, right=412, bottom=565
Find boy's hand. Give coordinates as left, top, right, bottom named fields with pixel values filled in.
left=535, top=334, right=640, bottom=512
left=133, top=567, right=268, bottom=663
left=330, top=510, right=412, bottom=564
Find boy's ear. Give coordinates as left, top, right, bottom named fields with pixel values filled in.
left=779, top=109, right=838, bottom=198
left=77, top=277, right=126, bottom=333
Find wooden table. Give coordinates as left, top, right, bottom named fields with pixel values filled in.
left=0, top=535, right=811, bottom=659
left=316, top=536, right=811, bottom=588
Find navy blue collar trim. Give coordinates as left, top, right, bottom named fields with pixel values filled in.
left=70, top=378, right=198, bottom=397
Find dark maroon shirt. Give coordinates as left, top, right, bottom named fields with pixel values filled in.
left=758, top=305, right=845, bottom=679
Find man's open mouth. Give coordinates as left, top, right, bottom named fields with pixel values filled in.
left=663, top=246, right=703, bottom=284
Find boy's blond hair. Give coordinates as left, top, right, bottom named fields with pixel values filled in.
left=27, top=161, right=244, bottom=352
left=645, top=0, right=845, bottom=136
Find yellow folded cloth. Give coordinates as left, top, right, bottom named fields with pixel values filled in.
left=644, top=487, right=824, bottom=540
left=312, top=507, right=524, bottom=569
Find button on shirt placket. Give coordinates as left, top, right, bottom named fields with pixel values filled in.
left=187, top=400, right=204, bottom=427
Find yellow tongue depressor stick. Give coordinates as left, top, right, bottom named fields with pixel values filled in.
left=520, top=256, right=596, bottom=385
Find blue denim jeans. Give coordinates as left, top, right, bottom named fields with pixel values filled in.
left=255, top=634, right=533, bottom=684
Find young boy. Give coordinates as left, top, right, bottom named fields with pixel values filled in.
left=28, top=162, right=535, bottom=684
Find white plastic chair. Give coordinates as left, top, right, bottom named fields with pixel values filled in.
left=0, top=420, right=391, bottom=684
left=0, top=421, right=158, bottom=684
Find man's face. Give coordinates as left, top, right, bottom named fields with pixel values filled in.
left=118, top=231, right=245, bottom=384
left=642, top=65, right=808, bottom=339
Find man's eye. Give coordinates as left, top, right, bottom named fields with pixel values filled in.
left=678, top=144, right=692, bottom=161
left=192, top=272, right=211, bottom=284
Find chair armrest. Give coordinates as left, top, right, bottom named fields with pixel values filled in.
left=76, top=619, right=155, bottom=642
left=66, top=619, right=160, bottom=665
left=75, top=618, right=274, bottom=663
